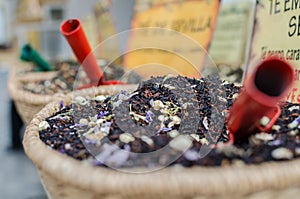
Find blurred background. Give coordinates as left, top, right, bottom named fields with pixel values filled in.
left=0, top=0, right=253, bottom=198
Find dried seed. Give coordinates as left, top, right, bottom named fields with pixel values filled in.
left=172, top=115, right=181, bottom=125
left=153, top=100, right=164, bottom=110
left=79, top=118, right=89, bottom=125
left=232, top=160, right=245, bottom=167
left=254, top=133, right=274, bottom=141
left=105, top=149, right=129, bottom=167
left=190, top=133, right=200, bottom=142
left=203, top=117, right=209, bottom=130
left=85, top=132, right=105, bottom=141
left=163, top=84, right=176, bottom=90
left=271, top=125, right=281, bottom=131
left=74, top=96, right=88, bottom=106
left=167, top=122, right=174, bottom=128
left=64, top=143, right=72, bottom=150
left=169, top=135, right=192, bottom=151
left=167, top=130, right=179, bottom=138
left=158, top=115, right=165, bottom=122
left=38, top=121, right=50, bottom=131
left=162, top=74, right=174, bottom=82
left=232, top=93, right=239, bottom=99
left=160, top=108, right=168, bottom=114
left=141, top=136, right=154, bottom=146
left=288, top=106, right=299, bottom=112
left=94, top=95, right=106, bottom=101
left=260, top=116, right=270, bottom=127
left=288, top=121, right=298, bottom=129
left=119, top=133, right=135, bottom=143
left=184, top=150, right=199, bottom=161
left=271, top=148, right=293, bottom=160
left=289, top=130, right=298, bottom=136
left=200, top=138, right=209, bottom=145
left=218, top=96, right=227, bottom=103
left=96, top=119, right=104, bottom=125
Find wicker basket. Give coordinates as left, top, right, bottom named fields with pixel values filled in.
left=7, top=68, right=59, bottom=125
left=23, top=86, right=300, bottom=199
left=8, top=60, right=57, bottom=81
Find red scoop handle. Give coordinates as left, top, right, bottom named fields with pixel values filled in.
left=60, top=19, right=103, bottom=86
left=61, top=18, right=126, bottom=87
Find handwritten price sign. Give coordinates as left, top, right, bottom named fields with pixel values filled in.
left=248, top=0, right=300, bottom=103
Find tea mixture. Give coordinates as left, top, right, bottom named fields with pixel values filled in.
left=39, top=76, right=300, bottom=168
left=23, top=61, right=141, bottom=95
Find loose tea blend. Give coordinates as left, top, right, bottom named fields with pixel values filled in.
left=39, top=75, right=300, bottom=168
left=23, top=62, right=141, bottom=95
left=23, top=62, right=81, bottom=94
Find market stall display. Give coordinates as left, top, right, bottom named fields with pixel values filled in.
left=15, top=1, right=300, bottom=199
left=23, top=69, right=300, bottom=198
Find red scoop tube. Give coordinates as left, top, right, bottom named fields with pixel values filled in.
left=60, top=19, right=103, bottom=86
left=227, top=57, right=294, bottom=141
left=60, top=18, right=124, bottom=86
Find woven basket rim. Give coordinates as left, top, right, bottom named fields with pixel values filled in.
left=8, top=71, right=61, bottom=105
left=23, top=86, right=300, bottom=197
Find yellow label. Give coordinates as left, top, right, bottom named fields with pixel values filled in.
left=248, top=0, right=300, bottom=103
left=124, top=0, right=220, bottom=78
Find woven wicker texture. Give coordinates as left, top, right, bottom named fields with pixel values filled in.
left=7, top=61, right=136, bottom=125
left=8, top=67, right=59, bottom=125
left=9, top=61, right=58, bottom=81
left=23, top=87, right=300, bottom=199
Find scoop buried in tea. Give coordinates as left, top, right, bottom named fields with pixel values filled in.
left=20, top=44, right=52, bottom=71
left=227, top=57, right=295, bottom=142
left=60, top=18, right=125, bottom=87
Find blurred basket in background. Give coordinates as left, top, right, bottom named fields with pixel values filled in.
left=8, top=68, right=58, bottom=125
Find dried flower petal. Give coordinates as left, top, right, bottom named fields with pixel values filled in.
left=59, top=100, right=65, bottom=109
left=203, top=117, right=209, bottom=130
left=145, top=111, right=154, bottom=123
left=159, top=127, right=172, bottom=133
left=97, top=111, right=109, bottom=119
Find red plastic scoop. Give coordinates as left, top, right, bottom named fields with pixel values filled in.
left=227, top=57, right=295, bottom=142
left=60, top=18, right=125, bottom=86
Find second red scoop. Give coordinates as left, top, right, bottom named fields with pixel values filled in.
left=60, top=18, right=124, bottom=86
